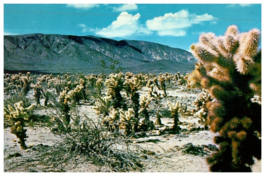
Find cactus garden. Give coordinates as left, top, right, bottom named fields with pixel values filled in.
left=4, top=26, right=261, bottom=172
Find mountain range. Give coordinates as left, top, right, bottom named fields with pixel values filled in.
left=4, top=34, right=196, bottom=74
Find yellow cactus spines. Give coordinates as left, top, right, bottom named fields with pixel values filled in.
left=20, top=74, right=31, bottom=96
left=191, top=44, right=218, bottom=63
left=168, top=101, right=181, bottom=132
left=190, top=25, right=261, bottom=171
left=119, top=108, right=138, bottom=136
left=186, top=65, right=204, bottom=88
left=158, top=75, right=167, bottom=97
left=102, top=108, right=120, bottom=132
left=96, top=78, right=104, bottom=86
left=139, top=95, right=154, bottom=131
left=238, top=29, right=260, bottom=57
left=59, top=88, right=69, bottom=103
left=123, top=77, right=142, bottom=131
left=4, top=101, right=35, bottom=150
left=105, top=72, right=125, bottom=109
left=94, top=95, right=112, bottom=117
left=225, top=25, right=239, bottom=36
left=125, top=72, right=134, bottom=79
left=95, top=78, right=104, bottom=95
left=199, top=32, right=216, bottom=46
left=31, top=82, right=43, bottom=106
left=139, top=95, right=153, bottom=112
left=123, top=77, right=141, bottom=95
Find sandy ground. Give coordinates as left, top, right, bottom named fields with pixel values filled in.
left=3, top=88, right=261, bottom=172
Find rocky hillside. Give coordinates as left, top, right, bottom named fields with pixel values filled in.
left=4, top=34, right=196, bottom=74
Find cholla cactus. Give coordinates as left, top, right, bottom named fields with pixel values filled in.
left=193, top=90, right=213, bottom=129
left=154, top=110, right=163, bottom=126
left=102, top=108, right=120, bottom=131
left=105, top=72, right=126, bottom=109
left=48, top=77, right=62, bottom=95
left=177, top=74, right=187, bottom=86
left=119, top=108, right=138, bottom=136
left=153, top=77, right=160, bottom=90
left=4, top=101, right=35, bottom=149
left=86, top=74, right=97, bottom=88
left=123, top=76, right=142, bottom=131
left=158, top=75, right=167, bottom=97
left=20, top=74, right=31, bottom=96
left=95, top=78, right=104, bottom=95
left=168, top=101, right=181, bottom=131
left=59, top=87, right=69, bottom=104
left=94, top=95, right=113, bottom=117
left=57, top=88, right=72, bottom=132
left=31, top=82, right=43, bottom=106
left=139, top=95, right=154, bottom=131
left=65, top=84, right=84, bottom=104
left=190, top=25, right=261, bottom=172
left=146, top=79, right=154, bottom=97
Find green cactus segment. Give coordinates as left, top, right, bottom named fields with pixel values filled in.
left=190, top=25, right=261, bottom=172
left=4, top=101, right=35, bottom=150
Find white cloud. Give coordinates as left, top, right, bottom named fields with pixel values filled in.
left=67, top=4, right=99, bottom=9
left=78, top=24, right=95, bottom=33
left=146, top=9, right=216, bottom=36
left=227, top=4, right=252, bottom=8
left=158, top=30, right=186, bottom=36
left=239, top=4, right=252, bottom=7
left=95, top=12, right=151, bottom=38
left=113, top=4, right=138, bottom=12
left=210, top=21, right=217, bottom=25
left=192, top=31, right=206, bottom=35
left=4, top=32, right=18, bottom=35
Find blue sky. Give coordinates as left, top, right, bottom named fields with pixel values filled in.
left=4, top=3, right=261, bottom=51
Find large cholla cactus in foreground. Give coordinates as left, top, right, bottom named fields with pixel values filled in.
left=4, top=101, right=35, bottom=149
left=190, top=25, right=261, bottom=172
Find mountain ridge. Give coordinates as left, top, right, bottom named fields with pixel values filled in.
left=4, top=34, right=196, bottom=74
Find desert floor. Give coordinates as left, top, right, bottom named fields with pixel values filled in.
left=4, top=87, right=261, bottom=172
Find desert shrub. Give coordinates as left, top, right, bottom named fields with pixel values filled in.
left=190, top=25, right=261, bottom=172
left=28, top=114, right=145, bottom=172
